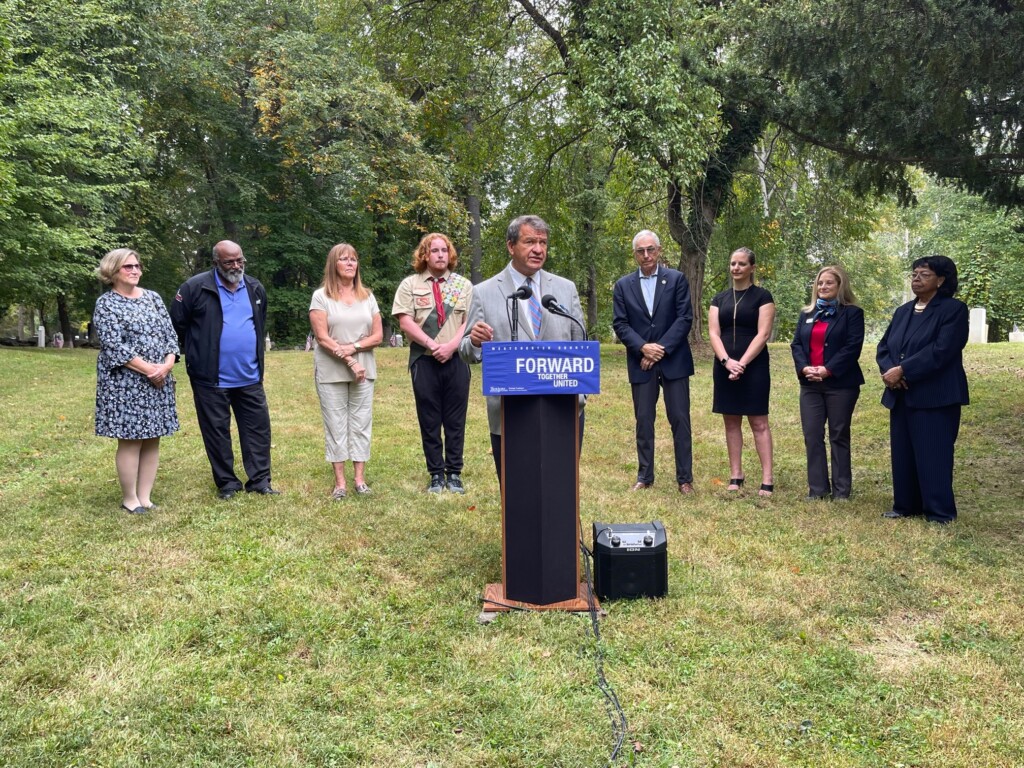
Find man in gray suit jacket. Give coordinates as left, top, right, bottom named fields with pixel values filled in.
left=459, top=215, right=586, bottom=478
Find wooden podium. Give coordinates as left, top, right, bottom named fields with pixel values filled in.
left=479, top=341, right=600, bottom=612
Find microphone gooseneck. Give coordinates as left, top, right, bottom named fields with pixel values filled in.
left=540, top=294, right=589, bottom=340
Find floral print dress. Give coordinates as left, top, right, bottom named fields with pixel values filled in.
left=94, top=290, right=180, bottom=439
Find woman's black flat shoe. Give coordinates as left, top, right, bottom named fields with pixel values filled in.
left=121, top=504, right=147, bottom=515
left=727, top=477, right=744, bottom=491
left=758, top=483, right=774, bottom=497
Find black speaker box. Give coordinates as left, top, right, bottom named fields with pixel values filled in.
left=592, top=521, right=668, bottom=600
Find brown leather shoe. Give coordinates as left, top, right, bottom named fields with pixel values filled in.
left=631, top=481, right=652, bottom=491
left=679, top=482, right=695, bottom=494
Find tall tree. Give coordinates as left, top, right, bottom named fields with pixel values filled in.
left=130, top=0, right=466, bottom=342
left=756, top=0, right=1024, bottom=207
left=0, top=0, right=149, bottom=339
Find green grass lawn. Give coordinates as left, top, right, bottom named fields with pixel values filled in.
left=1, top=343, right=1022, bottom=767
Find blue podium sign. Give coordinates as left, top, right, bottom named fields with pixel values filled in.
left=482, top=341, right=600, bottom=396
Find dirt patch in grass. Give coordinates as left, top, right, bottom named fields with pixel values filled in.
left=854, top=610, right=941, bottom=674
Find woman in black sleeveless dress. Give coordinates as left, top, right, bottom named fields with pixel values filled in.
left=708, top=248, right=776, bottom=496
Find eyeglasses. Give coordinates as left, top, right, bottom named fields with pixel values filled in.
left=910, top=270, right=936, bottom=279
left=219, top=258, right=246, bottom=268
left=120, top=263, right=142, bottom=272
left=634, top=246, right=659, bottom=256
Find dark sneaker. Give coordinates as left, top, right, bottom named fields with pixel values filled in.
left=427, top=474, right=445, bottom=494
left=447, top=474, right=465, bottom=494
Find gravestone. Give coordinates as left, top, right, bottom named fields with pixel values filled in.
left=968, top=307, right=988, bottom=344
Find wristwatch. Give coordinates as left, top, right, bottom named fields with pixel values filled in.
left=353, top=341, right=362, bottom=352
left=720, top=356, right=729, bottom=366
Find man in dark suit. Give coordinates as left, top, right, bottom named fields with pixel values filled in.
left=612, top=230, right=695, bottom=493
left=459, top=215, right=586, bottom=479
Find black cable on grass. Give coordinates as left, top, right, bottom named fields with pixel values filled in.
left=477, top=526, right=629, bottom=766
left=579, top=533, right=628, bottom=766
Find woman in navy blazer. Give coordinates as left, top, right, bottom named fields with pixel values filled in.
left=790, top=265, right=865, bottom=500
left=876, top=255, right=969, bottom=524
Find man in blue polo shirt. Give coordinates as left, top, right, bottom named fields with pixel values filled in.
left=172, top=241, right=280, bottom=499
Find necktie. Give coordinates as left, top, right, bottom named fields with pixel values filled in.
left=527, top=277, right=542, bottom=337
left=431, top=277, right=446, bottom=326
left=640, top=273, right=656, bottom=315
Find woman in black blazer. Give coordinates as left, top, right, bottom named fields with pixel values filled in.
left=791, top=265, right=865, bottom=500
left=877, top=255, right=969, bottom=525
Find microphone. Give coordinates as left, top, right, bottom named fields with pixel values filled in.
left=541, top=294, right=569, bottom=315
left=541, top=294, right=589, bottom=340
left=505, top=283, right=532, bottom=340
left=506, top=284, right=533, bottom=300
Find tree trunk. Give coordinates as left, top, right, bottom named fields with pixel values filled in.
left=466, top=187, right=483, bottom=283
left=57, top=294, right=73, bottom=348
left=664, top=103, right=767, bottom=343
left=667, top=176, right=723, bottom=343
left=586, top=260, right=597, bottom=332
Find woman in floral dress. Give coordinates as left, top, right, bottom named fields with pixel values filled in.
left=94, top=248, right=179, bottom=514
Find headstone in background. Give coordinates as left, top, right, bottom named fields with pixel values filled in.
left=968, top=307, right=988, bottom=344
left=1009, top=324, right=1024, bottom=343
left=37, top=325, right=45, bottom=348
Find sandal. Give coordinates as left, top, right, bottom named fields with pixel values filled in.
left=758, top=483, right=774, bottom=497
left=331, top=487, right=347, bottom=500
left=354, top=483, right=372, bottom=495
left=727, top=477, right=745, bottom=491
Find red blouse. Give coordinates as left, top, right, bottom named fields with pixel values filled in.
left=810, top=320, right=829, bottom=368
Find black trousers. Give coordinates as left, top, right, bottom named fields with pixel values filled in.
left=411, top=355, right=470, bottom=476
left=191, top=381, right=273, bottom=492
left=889, top=399, right=961, bottom=524
left=631, top=373, right=692, bottom=485
left=799, top=383, right=860, bottom=498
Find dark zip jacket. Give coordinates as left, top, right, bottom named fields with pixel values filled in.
left=170, top=269, right=267, bottom=387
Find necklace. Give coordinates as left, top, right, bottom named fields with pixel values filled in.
left=914, top=300, right=928, bottom=313
left=731, top=286, right=748, bottom=348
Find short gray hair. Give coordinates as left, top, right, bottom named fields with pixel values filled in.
left=96, top=248, right=140, bottom=285
left=506, top=215, right=550, bottom=244
left=632, top=230, right=661, bottom=250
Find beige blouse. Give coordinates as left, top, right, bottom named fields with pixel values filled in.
left=309, top=288, right=379, bottom=383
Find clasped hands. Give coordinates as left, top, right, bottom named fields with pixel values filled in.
left=428, top=338, right=458, bottom=364
left=723, top=357, right=745, bottom=381
left=146, top=361, right=173, bottom=389
left=639, top=343, right=665, bottom=372
left=802, top=365, right=831, bottom=383
left=881, top=365, right=908, bottom=390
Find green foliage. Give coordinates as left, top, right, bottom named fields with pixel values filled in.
left=756, top=0, right=1024, bottom=206
left=0, top=0, right=149, bottom=304
left=126, top=0, right=467, bottom=344
left=572, top=0, right=721, bottom=183
left=707, top=137, right=895, bottom=340
left=898, top=182, right=1024, bottom=339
